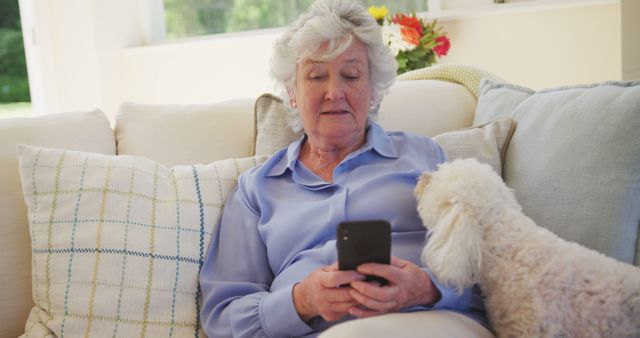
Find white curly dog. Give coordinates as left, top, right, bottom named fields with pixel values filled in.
left=415, top=158, right=640, bottom=338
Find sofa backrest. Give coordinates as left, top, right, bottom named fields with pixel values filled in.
left=115, top=99, right=256, bottom=166
left=113, top=80, right=477, bottom=168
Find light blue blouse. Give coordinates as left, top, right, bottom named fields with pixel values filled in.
left=200, top=122, right=487, bottom=338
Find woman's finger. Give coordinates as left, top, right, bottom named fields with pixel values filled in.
left=349, top=288, right=397, bottom=312
left=322, top=263, right=339, bottom=272
left=349, top=280, right=398, bottom=301
left=324, top=287, right=357, bottom=303
left=390, top=255, right=409, bottom=268
left=320, top=270, right=366, bottom=288
left=356, top=262, right=400, bottom=285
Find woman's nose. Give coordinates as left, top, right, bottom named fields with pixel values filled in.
left=324, top=77, right=346, bottom=102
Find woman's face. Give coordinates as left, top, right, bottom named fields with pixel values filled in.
left=294, top=39, right=372, bottom=148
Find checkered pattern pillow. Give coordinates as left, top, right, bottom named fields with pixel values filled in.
left=17, top=144, right=267, bottom=337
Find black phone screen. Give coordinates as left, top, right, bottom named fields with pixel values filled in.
left=337, top=220, right=391, bottom=285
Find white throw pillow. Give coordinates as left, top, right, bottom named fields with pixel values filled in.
left=17, top=144, right=267, bottom=337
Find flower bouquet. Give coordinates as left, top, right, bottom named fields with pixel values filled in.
left=369, top=5, right=451, bottom=74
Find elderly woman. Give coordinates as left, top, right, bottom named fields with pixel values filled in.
left=199, top=0, right=491, bottom=337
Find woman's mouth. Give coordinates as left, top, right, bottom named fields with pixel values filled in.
left=321, top=110, right=349, bottom=115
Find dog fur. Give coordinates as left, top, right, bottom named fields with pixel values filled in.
left=415, top=158, right=640, bottom=338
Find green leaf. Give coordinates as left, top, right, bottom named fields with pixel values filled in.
left=396, top=56, right=407, bottom=68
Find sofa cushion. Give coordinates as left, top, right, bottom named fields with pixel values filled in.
left=115, top=100, right=256, bottom=167
left=0, top=110, right=115, bottom=338
left=254, top=94, right=303, bottom=157
left=434, top=117, right=514, bottom=176
left=474, top=79, right=640, bottom=265
left=376, top=80, right=477, bottom=136
left=254, top=79, right=477, bottom=156
left=17, top=144, right=267, bottom=337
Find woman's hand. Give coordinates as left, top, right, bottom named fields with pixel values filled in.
left=347, top=256, right=441, bottom=318
left=292, top=263, right=366, bottom=322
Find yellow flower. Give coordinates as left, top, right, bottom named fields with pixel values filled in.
left=368, top=5, right=389, bottom=20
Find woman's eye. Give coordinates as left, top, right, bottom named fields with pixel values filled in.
left=343, top=73, right=360, bottom=80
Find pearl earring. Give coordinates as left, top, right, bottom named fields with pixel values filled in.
left=291, top=101, right=297, bottom=108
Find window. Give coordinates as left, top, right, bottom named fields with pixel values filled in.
left=0, top=0, right=31, bottom=119
left=164, top=0, right=428, bottom=40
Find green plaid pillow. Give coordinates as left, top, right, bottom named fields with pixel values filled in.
left=17, top=144, right=267, bottom=337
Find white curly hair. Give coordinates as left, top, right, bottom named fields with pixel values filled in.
left=270, top=0, right=397, bottom=133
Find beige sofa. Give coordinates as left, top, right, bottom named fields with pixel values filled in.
left=1, top=77, right=478, bottom=337
left=1, top=67, right=638, bottom=337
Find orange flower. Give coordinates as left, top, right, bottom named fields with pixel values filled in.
left=400, top=26, right=421, bottom=46
left=369, top=7, right=451, bottom=74
left=392, top=14, right=423, bottom=36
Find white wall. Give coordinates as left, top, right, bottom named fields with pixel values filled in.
left=435, top=0, right=623, bottom=88
left=621, top=0, right=640, bottom=80
left=432, top=0, right=536, bottom=10
left=121, top=29, right=282, bottom=107
left=120, top=0, right=630, bottom=114
left=20, top=0, right=638, bottom=121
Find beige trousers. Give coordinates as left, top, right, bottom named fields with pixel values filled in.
left=319, top=311, right=494, bottom=338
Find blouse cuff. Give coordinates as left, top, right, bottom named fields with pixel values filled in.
left=422, top=268, right=462, bottom=309
left=260, top=284, right=313, bottom=337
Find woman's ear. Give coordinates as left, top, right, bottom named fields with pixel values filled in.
left=421, top=203, right=483, bottom=293
left=287, top=89, right=296, bottom=106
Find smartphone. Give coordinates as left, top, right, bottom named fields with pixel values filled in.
left=337, top=220, right=391, bottom=285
